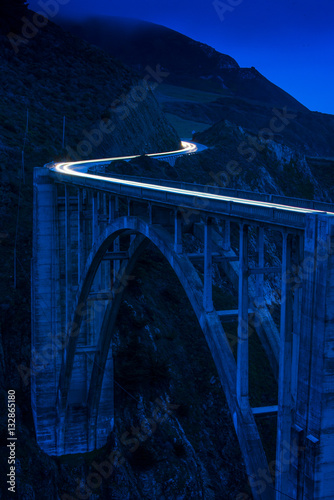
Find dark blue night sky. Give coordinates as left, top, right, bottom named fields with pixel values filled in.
left=29, top=0, right=334, bottom=114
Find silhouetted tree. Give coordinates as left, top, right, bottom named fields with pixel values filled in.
left=0, top=0, right=29, bottom=35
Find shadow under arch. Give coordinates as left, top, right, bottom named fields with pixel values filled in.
left=57, top=215, right=271, bottom=500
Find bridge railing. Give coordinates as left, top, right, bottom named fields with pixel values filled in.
left=97, top=173, right=334, bottom=214
left=49, top=169, right=326, bottom=229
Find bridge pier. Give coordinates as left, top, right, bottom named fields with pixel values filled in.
left=65, top=186, right=73, bottom=325
left=276, top=231, right=294, bottom=499
left=204, top=218, right=213, bottom=312
left=290, top=214, right=334, bottom=500
left=32, top=168, right=61, bottom=455
left=291, top=235, right=303, bottom=403
left=92, top=191, right=99, bottom=242
left=77, top=188, right=84, bottom=282
left=256, top=226, right=265, bottom=304
left=108, top=195, right=119, bottom=222
left=217, top=219, right=231, bottom=251
left=174, top=210, right=183, bottom=253
left=237, top=223, right=249, bottom=410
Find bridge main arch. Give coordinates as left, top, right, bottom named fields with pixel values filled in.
left=54, top=215, right=271, bottom=500
left=32, top=166, right=334, bottom=500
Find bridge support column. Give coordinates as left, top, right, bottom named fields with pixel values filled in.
left=77, top=189, right=84, bottom=283
left=174, top=210, right=183, bottom=253
left=256, top=226, right=265, bottom=304
left=128, top=199, right=133, bottom=217
left=65, top=186, right=72, bottom=325
left=204, top=218, right=213, bottom=312
left=108, top=195, right=112, bottom=223
left=31, top=168, right=60, bottom=455
left=217, top=219, right=230, bottom=251
left=108, top=195, right=119, bottom=223
left=108, top=196, right=121, bottom=278
left=148, top=202, right=153, bottom=224
left=292, top=214, right=334, bottom=500
left=92, top=191, right=98, bottom=243
left=276, top=231, right=294, bottom=499
left=237, top=223, right=249, bottom=409
left=291, top=235, right=303, bottom=403
left=99, top=194, right=109, bottom=292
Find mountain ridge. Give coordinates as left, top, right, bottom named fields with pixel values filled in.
left=59, top=15, right=307, bottom=112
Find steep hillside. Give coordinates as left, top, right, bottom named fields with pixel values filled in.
left=0, top=9, right=180, bottom=302
left=59, top=16, right=334, bottom=161
left=59, top=16, right=307, bottom=112
left=1, top=17, right=179, bottom=161
left=174, top=120, right=329, bottom=202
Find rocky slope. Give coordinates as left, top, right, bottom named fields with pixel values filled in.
left=162, top=96, right=334, bottom=158
left=191, top=120, right=330, bottom=200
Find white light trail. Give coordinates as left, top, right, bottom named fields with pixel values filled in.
left=51, top=141, right=334, bottom=216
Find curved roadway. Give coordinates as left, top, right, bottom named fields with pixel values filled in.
left=51, top=141, right=334, bottom=217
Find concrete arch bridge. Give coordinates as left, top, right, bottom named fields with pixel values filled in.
left=32, top=142, right=334, bottom=499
